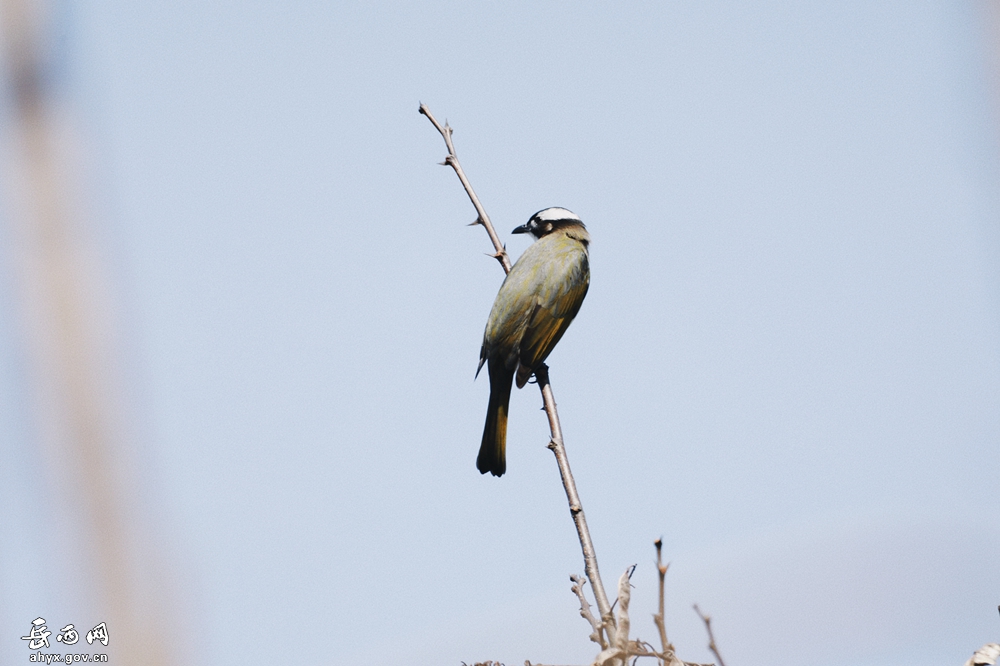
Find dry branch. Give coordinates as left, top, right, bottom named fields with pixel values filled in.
left=652, top=539, right=671, bottom=656
left=651, top=539, right=688, bottom=666
left=613, top=568, right=633, bottom=656
left=418, top=104, right=510, bottom=273
left=693, top=605, right=726, bottom=666
left=964, top=643, right=1000, bottom=666
left=571, top=574, right=608, bottom=650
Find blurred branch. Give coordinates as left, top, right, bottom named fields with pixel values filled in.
left=419, top=103, right=616, bottom=641
left=0, top=1, right=171, bottom=664
left=693, top=605, right=726, bottom=666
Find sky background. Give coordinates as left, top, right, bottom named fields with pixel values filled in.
left=1, top=2, right=999, bottom=665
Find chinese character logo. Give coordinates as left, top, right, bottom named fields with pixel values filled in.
left=86, top=622, right=109, bottom=646
left=57, top=624, right=79, bottom=645
left=21, top=618, right=51, bottom=650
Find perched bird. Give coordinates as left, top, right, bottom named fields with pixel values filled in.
left=476, top=207, right=591, bottom=477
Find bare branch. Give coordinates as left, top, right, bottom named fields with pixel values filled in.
left=418, top=103, right=511, bottom=272
left=571, top=574, right=608, bottom=650
left=650, top=539, right=689, bottom=666
left=420, top=104, right=616, bottom=644
left=652, top=538, right=672, bottom=661
left=536, top=364, right=616, bottom=641
left=693, top=605, right=726, bottom=666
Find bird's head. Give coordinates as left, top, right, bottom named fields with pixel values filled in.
left=512, top=207, right=586, bottom=239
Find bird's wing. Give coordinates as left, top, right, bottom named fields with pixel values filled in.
left=516, top=248, right=589, bottom=386
left=479, top=261, right=539, bottom=373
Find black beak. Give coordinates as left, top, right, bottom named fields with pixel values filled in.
left=511, top=224, right=530, bottom=234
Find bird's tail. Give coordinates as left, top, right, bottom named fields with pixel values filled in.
left=478, top=358, right=513, bottom=477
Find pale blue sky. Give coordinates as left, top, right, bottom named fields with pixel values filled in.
left=2, top=2, right=999, bottom=665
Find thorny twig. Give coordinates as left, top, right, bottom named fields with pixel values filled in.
left=418, top=104, right=510, bottom=273
left=693, top=605, right=726, bottom=666
left=420, top=103, right=616, bottom=642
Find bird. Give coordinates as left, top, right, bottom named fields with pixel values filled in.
left=476, top=207, right=591, bottom=477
